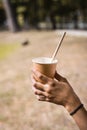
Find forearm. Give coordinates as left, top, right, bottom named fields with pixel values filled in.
left=72, top=106, right=87, bottom=130
left=65, top=93, right=87, bottom=130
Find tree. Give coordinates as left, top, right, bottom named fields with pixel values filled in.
left=3, top=0, right=20, bottom=32
left=2, top=0, right=87, bottom=31
left=43, top=0, right=57, bottom=29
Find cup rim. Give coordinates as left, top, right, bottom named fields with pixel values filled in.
left=32, top=57, right=58, bottom=64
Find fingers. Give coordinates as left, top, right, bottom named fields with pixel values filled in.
left=32, top=80, right=54, bottom=102
left=32, top=69, right=52, bottom=84
left=32, top=86, right=44, bottom=95
left=32, top=76, right=45, bottom=91
left=32, top=85, right=52, bottom=101
left=36, top=95, right=52, bottom=102
left=32, top=87, right=46, bottom=101
left=36, top=95, right=46, bottom=101
left=31, top=70, right=59, bottom=103
left=31, top=74, right=54, bottom=93
left=33, top=88, right=53, bottom=102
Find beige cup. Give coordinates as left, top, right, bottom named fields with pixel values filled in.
left=32, top=57, right=58, bottom=78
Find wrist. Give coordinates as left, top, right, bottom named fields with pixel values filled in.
left=70, top=104, right=83, bottom=116
left=64, top=92, right=81, bottom=113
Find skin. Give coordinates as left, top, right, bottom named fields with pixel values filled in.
left=31, top=70, right=87, bottom=130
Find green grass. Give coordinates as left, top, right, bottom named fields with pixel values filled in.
left=0, top=43, right=19, bottom=60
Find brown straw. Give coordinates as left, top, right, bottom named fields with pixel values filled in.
left=51, top=32, right=66, bottom=61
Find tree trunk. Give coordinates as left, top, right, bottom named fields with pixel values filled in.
left=29, top=0, right=39, bottom=29
left=50, top=11, right=57, bottom=30
left=73, top=12, right=78, bottom=29
left=3, top=0, right=20, bottom=32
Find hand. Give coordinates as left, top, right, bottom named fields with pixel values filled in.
left=31, top=70, right=81, bottom=113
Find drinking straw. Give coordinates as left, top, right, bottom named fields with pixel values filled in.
left=51, top=32, right=66, bottom=61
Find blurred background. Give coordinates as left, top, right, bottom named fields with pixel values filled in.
left=0, top=0, right=87, bottom=130
left=0, top=0, right=87, bottom=31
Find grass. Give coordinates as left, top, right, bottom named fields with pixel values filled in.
left=0, top=43, right=19, bottom=60
left=0, top=114, right=9, bottom=122
left=0, top=88, right=15, bottom=105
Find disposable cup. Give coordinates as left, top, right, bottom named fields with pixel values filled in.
left=32, top=57, right=58, bottom=78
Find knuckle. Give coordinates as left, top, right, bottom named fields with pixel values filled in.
left=46, top=94, right=52, bottom=99
left=46, top=98, right=52, bottom=102
left=39, top=74, right=47, bottom=83
left=39, top=74, right=43, bottom=80
left=50, top=82, right=56, bottom=87
left=46, top=86, right=51, bottom=93
left=34, top=91, right=38, bottom=95
left=33, top=82, right=37, bottom=87
left=34, top=90, right=40, bottom=95
left=46, top=98, right=50, bottom=101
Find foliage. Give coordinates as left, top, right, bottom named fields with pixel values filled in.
left=1, top=0, right=87, bottom=30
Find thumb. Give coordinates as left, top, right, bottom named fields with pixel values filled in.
left=55, top=72, right=66, bottom=82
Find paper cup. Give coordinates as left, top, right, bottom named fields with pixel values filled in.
left=32, top=57, right=58, bottom=78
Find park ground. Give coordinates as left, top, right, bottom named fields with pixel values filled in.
left=0, top=30, right=87, bottom=130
